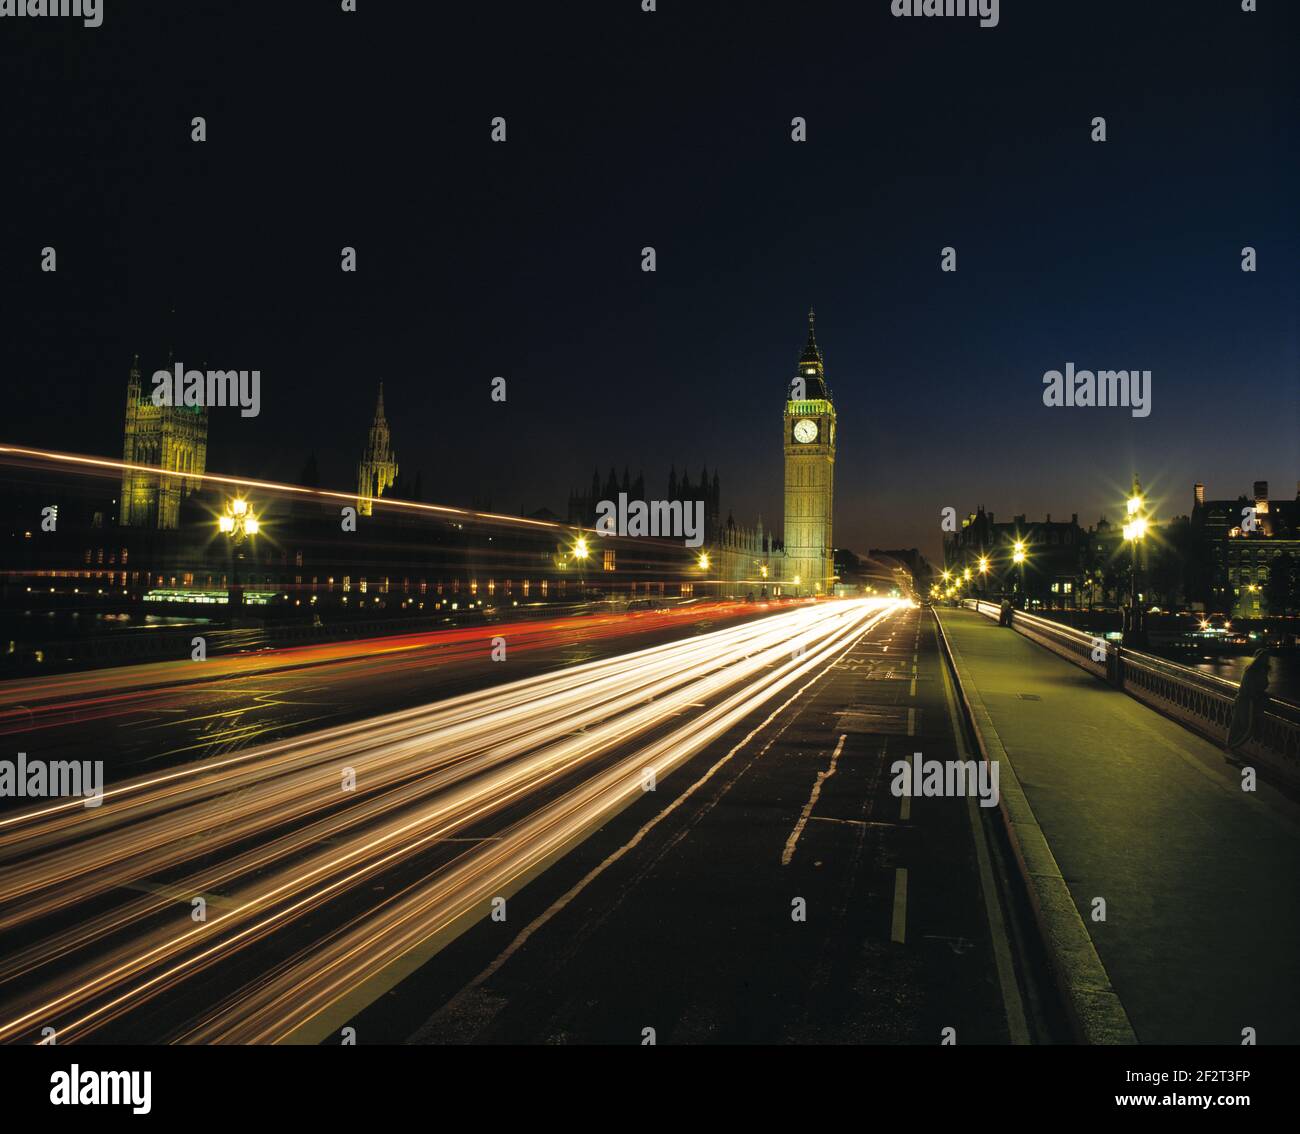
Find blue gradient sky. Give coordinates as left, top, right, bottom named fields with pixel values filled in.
left=2, top=0, right=1295, bottom=560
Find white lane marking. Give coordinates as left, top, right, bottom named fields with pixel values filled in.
left=900, top=792, right=911, bottom=821
left=907, top=707, right=916, bottom=735
left=809, top=815, right=899, bottom=829
left=909, top=677, right=917, bottom=697
left=891, top=867, right=908, bottom=943
left=781, top=734, right=847, bottom=866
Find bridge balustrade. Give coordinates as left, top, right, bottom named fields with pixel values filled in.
left=961, top=599, right=1300, bottom=789
left=967, top=598, right=1108, bottom=679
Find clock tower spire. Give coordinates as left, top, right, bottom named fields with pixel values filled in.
left=783, top=308, right=837, bottom=596
left=799, top=307, right=829, bottom=396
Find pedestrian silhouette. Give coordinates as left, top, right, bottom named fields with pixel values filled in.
left=1227, top=647, right=1275, bottom=757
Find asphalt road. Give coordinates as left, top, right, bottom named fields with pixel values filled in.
left=0, top=600, right=1036, bottom=1044
left=357, top=602, right=1030, bottom=1045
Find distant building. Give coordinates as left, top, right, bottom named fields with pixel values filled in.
left=1194, top=479, right=1300, bottom=617
left=944, top=508, right=1085, bottom=607
left=713, top=513, right=778, bottom=596
left=867, top=548, right=928, bottom=581
left=568, top=467, right=715, bottom=541
left=866, top=548, right=932, bottom=596
left=119, top=354, right=208, bottom=529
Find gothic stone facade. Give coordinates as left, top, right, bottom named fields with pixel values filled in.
left=120, top=354, right=208, bottom=530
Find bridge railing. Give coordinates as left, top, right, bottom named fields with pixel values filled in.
left=1119, top=647, right=1300, bottom=777
left=966, top=599, right=1108, bottom=680
left=961, top=599, right=1300, bottom=789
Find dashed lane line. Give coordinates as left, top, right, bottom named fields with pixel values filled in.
left=891, top=867, right=908, bottom=944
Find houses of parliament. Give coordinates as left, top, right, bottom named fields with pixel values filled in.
left=113, top=311, right=840, bottom=597
left=565, top=309, right=839, bottom=596
left=117, top=366, right=402, bottom=528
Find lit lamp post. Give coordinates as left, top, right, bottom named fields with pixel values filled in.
left=697, top=551, right=711, bottom=599
left=1012, top=539, right=1027, bottom=608
left=572, top=536, right=589, bottom=599
left=218, top=497, right=259, bottom=621
left=1121, top=479, right=1148, bottom=647
left=978, top=555, right=990, bottom=600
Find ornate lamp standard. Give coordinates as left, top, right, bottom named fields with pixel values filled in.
left=1012, top=539, right=1027, bottom=607
left=572, top=536, right=590, bottom=600
left=218, top=497, right=259, bottom=623
left=1121, top=477, right=1148, bottom=647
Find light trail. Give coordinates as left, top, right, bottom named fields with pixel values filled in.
left=0, top=598, right=904, bottom=1043
left=0, top=443, right=565, bottom=531
left=0, top=599, right=758, bottom=720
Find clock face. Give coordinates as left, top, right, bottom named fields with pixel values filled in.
left=793, top=418, right=818, bottom=444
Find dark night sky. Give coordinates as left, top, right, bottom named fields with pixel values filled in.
left=1, top=0, right=1296, bottom=560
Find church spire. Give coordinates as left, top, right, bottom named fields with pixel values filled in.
left=375, top=381, right=386, bottom=421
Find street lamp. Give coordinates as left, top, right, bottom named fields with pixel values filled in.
left=1011, top=539, right=1027, bottom=608
left=1121, top=477, right=1148, bottom=647
left=218, top=497, right=259, bottom=618
left=571, top=536, right=589, bottom=598
left=692, top=551, right=710, bottom=599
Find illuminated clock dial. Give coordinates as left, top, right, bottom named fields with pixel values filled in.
left=793, top=418, right=818, bottom=443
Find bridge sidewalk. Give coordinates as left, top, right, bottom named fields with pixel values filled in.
left=935, top=607, right=1300, bottom=1045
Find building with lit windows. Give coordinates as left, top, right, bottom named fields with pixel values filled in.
left=1194, top=480, right=1300, bottom=617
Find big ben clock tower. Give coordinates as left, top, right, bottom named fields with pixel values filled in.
left=783, top=308, right=837, bottom=595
